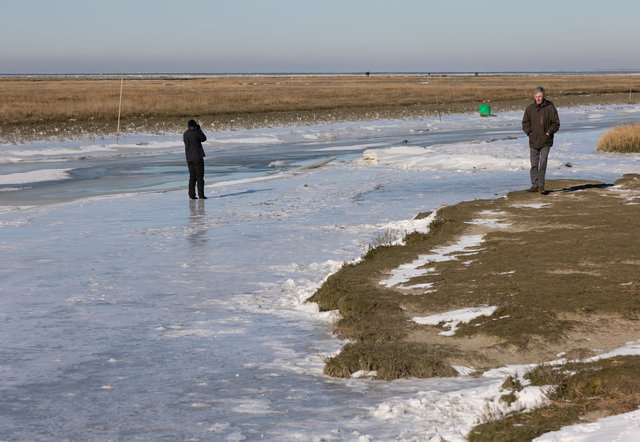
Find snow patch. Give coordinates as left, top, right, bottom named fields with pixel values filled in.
left=413, top=306, right=498, bottom=336
left=380, top=234, right=485, bottom=289
left=371, top=373, right=548, bottom=441
left=0, top=169, right=72, bottom=185
left=534, top=408, right=640, bottom=441
left=351, top=370, right=378, bottom=379
left=315, top=142, right=388, bottom=152
left=210, top=136, right=281, bottom=145
left=512, top=203, right=551, bottom=209
left=382, top=210, right=440, bottom=246
left=607, top=185, right=640, bottom=203
left=361, top=143, right=564, bottom=172
left=466, top=218, right=511, bottom=229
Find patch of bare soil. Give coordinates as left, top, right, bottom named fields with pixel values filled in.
left=400, top=174, right=640, bottom=372
left=430, top=175, right=640, bottom=438
left=406, top=313, right=640, bottom=372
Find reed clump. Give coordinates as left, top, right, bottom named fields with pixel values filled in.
left=597, top=123, right=640, bottom=153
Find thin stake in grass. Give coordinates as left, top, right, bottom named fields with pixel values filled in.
left=3, top=75, right=640, bottom=143
left=435, top=90, right=442, bottom=122
left=116, top=73, right=124, bottom=144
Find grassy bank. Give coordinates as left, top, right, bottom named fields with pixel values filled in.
left=2, top=74, right=640, bottom=142
left=309, top=174, right=640, bottom=435
left=310, top=174, right=640, bottom=378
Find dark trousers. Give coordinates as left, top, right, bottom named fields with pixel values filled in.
left=187, top=159, right=205, bottom=198
left=530, top=146, right=551, bottom=187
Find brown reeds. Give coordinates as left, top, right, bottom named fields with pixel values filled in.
left=1, top=74, right=639, bottom=141
left=597, top=123, right=640, bottom=153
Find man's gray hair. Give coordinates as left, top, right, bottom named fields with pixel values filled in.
left=534, top=86, right=546, bottom=97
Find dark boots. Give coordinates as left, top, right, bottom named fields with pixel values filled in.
left=525, top=185, right=547, bottom=194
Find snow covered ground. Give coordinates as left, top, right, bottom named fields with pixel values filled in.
left=1, top=105, right=640, bottom=440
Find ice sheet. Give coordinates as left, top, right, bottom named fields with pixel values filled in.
left=2, top=104, right=640, bottom=440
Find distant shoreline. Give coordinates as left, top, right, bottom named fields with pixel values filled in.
left=3, top=70, right=640, bottom=80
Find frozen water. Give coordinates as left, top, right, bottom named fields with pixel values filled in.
left=2, top=105, right=640, bottom=440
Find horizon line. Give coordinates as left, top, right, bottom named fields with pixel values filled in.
left=3, top=69, right=640, bottom=77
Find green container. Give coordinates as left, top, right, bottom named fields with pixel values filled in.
left=479, top=104, right=491, bottom=116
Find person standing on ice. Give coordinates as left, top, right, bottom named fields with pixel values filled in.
left=522, top=86, right=560, bottom=195
left=183, top=119, right=207, bottom=199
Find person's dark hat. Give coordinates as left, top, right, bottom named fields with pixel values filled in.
left=188, top=119, right=198, bottom=128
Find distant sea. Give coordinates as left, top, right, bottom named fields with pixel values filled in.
left=2, top=70, right=640, bottom=79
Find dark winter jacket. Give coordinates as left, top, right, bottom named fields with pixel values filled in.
left=522, top=99, right=560, bottom=149
left=183, top=126, right=207, bottom=162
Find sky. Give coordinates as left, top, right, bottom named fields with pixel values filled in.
left=1, top=0, right=639, bottom=74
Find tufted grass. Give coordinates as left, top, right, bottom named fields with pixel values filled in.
left=597, top=123, right=640, bottom=153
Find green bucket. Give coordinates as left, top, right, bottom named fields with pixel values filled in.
left=479, top=104, right=491, bottom=117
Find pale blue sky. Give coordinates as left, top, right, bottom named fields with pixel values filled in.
left=2, top=0, right=639, bottom=73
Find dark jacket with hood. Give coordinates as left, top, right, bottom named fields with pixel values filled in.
left=522, top=98, right=560, bottom=149
left=183, top=124, right=207, bottom=162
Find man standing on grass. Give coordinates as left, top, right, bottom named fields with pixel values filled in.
left=184, top=119, right=207, bottom=200
left=522, top=86, right=560, bottom=194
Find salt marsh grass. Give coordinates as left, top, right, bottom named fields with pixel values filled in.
left=597, top=123, right=640, bottom=153
left=1, top=74, right=639, bottom=141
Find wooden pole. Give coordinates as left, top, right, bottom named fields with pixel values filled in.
left=116, top=73, right=124, bottom=144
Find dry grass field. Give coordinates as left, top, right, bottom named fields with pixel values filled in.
left=1, top=74, right=639, bottom=142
